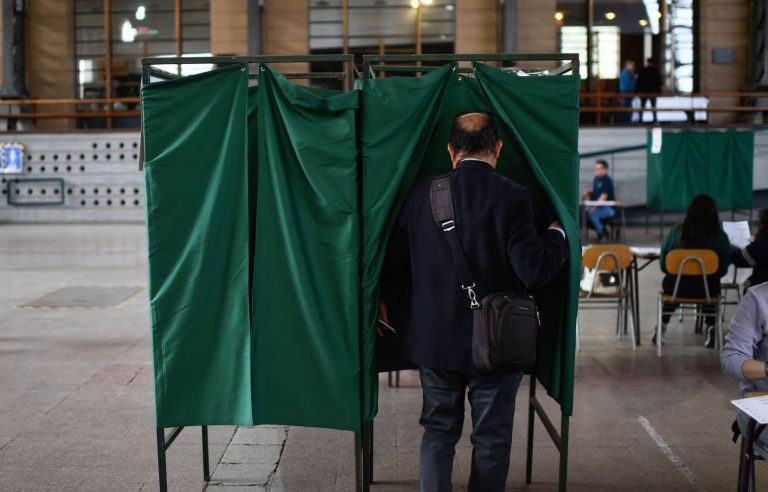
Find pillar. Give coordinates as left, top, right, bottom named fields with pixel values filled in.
left=26, top=0, right=75, bottom=129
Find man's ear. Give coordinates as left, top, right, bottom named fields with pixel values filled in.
left=494, top=140, right=503, bottom=158
left=447, top=143, right=457, bottom=164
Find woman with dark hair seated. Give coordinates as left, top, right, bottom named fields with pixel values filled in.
left=731, top=209, right=768, bottom=290
left=654, top=194, right=731, bottom=348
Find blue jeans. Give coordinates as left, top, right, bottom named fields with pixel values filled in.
left=418, top=367, right=523, bottom=492
left=587, top=206, right=614, bottom=237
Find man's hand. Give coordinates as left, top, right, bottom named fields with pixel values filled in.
left=377, top=301, right=389, bottom=337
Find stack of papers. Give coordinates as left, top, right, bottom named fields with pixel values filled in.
left=732, top=395, right=768, bottom=424
left=723, top=221, right=751, bottom=249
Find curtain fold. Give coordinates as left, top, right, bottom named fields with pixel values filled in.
left=143, top=64, right=253, bottom=427
left=251, top=66, right=363, bottom=431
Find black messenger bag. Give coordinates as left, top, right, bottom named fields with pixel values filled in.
left=430, top=175, right=539, bottom=373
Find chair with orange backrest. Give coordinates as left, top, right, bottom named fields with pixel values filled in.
left=655, top=249, right=722, bottom=357
left=578, top=244, right=637, bottom=351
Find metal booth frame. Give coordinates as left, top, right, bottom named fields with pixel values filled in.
left=139, top=54, right=373, bottom=492
left=361, top=53, right=580, bottom=492
left=141, top=52, right=579, bottom=492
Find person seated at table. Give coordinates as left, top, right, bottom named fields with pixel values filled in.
left=583, top=159, right=615, bottom=242
left=721, top=282, right=768, bottom=457
left=655, top=194, right=731, bottom=348
left=731, top=209, right=768, bottom=291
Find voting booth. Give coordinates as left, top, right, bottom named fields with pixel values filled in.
left=140, top=54, right=580, bottom=492
left=646, top=129, right=754, bottom=224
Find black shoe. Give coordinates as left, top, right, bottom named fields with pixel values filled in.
left=652, top=324, right=667, bottom=346
left=598, top=234, right=608, bottom=244
left=704, top=325, right=715, bottom=349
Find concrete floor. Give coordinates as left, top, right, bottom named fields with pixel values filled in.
left=0, top=223, right=762, bottom=491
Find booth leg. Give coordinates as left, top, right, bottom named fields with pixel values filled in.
left=363, top=420, right=373, bottom=486
left=354, top=431, right=370, bottom=492
left=202, top=426, right=210, bottom=482
left=156, top=428, right=168, bottom=492
left=559, top=415, right=570, bottom=492
left=526, top=375, right=536, bottom=484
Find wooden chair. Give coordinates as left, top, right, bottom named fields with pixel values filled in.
left=578, top=245, right=636, bottom=351
left=656, top=249, right=723, bottom=357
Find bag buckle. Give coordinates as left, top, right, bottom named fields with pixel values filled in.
left=462, top=283, right=480, bottom=309
left=441, top=220, right=456, bottom=232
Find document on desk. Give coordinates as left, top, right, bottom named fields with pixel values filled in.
left=732, top=396, right=768, bottom=424
left=723, top=221, right=751, bottom=249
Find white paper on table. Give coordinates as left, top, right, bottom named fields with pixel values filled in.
left=629, top=246, right=661, bottom=257
left=651, top=127, right=663, bottom=154
left=723, top=221, right=751, bottom=249
left=732, top=396, right=768, bottom=424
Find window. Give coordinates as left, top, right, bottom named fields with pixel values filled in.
left=561, top=26, right=620, bottom=79
left=308, top=0, right=456, bottom=54
left=74, top=0, right=211, bottom=99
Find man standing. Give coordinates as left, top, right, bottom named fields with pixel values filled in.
left=585, top=159, right=616, bottom=242
left=383, top=112, right=567, bottom=491
left=618, top=60, right=636, bottom=123
left=636, top=57, right=662, bottom=123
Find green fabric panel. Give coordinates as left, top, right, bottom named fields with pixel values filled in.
left=707, top=130, right=754, bottom=209
left=251, top=66, right=363, bottom=431
left=647, top=130, right=754, bottom=211
left=247, top=86, right=259, bottom=297
left=361, top=65, right=456, bottom=420
left=362, top=64, right=580, bottom=415
left=142, top=64, right=253, bottom=427
left=474, top=63, right=581, bottom=415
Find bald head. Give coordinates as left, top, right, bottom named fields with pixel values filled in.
left=448, top=111, right=502, bottom=168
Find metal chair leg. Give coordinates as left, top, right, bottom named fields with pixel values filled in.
left=575, top=316, right=581, bottom=352
left=657, top=294, right=663, bottom=358
left=716, top=298, right=724, bottom=351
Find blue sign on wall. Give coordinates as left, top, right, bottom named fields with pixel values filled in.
left=1, top=143, right=24, bottom=174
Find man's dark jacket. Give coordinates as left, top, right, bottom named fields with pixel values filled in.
left=636, top=65, right=662, bottom=94
left=383, top=159, right=568, bottom=374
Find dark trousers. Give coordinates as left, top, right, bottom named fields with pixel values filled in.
left=661, top=274, right=720, bottom=325
left=619, top=96, right=633, bottom=123
left=418, top=366, right=523, bottom=492
left=641, top=96, right=658, bottom=122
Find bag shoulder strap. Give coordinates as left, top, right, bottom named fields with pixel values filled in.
left=430, top=175, right=480, bottom=309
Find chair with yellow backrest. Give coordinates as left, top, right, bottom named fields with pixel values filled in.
left=578, top=245, right=637, bottom=351
left=656, top=249, right=722, bottom=357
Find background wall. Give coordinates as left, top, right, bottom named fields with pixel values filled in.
left=698, top=0, right=749, bottom=124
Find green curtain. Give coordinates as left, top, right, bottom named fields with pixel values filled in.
left=361, top=63, right=580, bottom=415
left=143, top=64, right=253, bottom=427
left=250, top=66, right=364, bottom=431
left=647, top=129, right=754, bottom=211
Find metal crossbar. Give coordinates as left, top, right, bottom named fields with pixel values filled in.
left=362, top=52, right=580, bottom=80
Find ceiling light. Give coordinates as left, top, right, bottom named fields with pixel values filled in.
left=554, top=11, right=564, bottom=21
left=135, top=5, right=146, bottom=20
left=639, top=19, right=649, bottom=27
left=604, top=11, right=616, bottom=20
left=121, top=19, right=135, bottom=43
left=445, top=4, right=454, bottom=11
left=410, top=0, right=419, bottom=8
left=420, top=0, right=433, bottom=4
left=656, top=11, right=662, bottom=18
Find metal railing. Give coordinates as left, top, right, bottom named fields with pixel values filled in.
left=580, top=91, right=768, bottom=125
left=2, top=81, right=767, bottom=130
